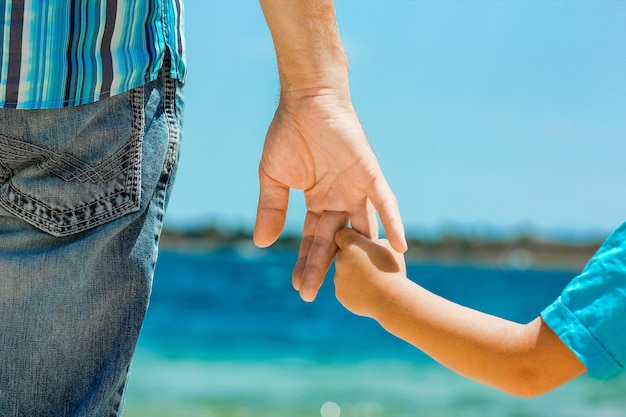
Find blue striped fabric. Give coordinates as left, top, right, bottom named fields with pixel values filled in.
left=0, top=0, right=186, bottom=109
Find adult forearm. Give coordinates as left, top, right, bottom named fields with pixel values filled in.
left=259, top=0, right=349, bottom=99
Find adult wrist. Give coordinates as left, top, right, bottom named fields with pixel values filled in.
left=276, top=58, right=351, bottom=102
left=260, top=0, right=351, bottom=101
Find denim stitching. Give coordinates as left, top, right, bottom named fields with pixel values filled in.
left=0, top=134, right=141, bottom=184
left=0, top=87, right=145, bottom=237
left=162, top=75, right=180, bottom=178
left=0, top=162, right=10, bottom=184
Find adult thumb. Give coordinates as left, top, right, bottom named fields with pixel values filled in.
left=253, top=175, right=289, bottom=248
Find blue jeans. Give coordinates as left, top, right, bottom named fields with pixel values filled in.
left=0, top=68, right=183, bottom=416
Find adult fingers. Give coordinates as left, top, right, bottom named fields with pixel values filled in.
left=253, top=171, right=290, bottom=248
left=368, top=176, right=407, bottom=253
left=292, top=211, right=317, bottom=292
left=348, top=199, right=379, bottom=242
left=298, top=210, right=349, bottom=302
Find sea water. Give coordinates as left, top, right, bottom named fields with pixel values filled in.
left=123, top=246, right=626, bottom=417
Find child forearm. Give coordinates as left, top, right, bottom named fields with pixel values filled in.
left=333, top=229, right=586, bottom=397
left=371, top=278, right=586, bottom=397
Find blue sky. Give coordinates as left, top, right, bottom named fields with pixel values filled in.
left=166, top=0, right=626, bottom=239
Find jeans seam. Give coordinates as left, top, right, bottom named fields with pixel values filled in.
left=162, top=75, right=180, bottom=178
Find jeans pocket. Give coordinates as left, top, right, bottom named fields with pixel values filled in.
left=0, top=86, right=145, bottom=237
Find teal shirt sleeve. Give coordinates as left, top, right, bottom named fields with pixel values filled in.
left=541, top=221, right=626, bottom=380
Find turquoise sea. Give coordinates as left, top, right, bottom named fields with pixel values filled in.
left=123, top=246, right=626, bottom=417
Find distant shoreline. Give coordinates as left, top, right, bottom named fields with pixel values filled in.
left=159, top=227, right=602, bottom=271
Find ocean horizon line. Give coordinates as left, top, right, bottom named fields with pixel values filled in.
left=158, top=222, right=605, bottom=272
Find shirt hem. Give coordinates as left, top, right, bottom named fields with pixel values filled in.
left=0, top=70, right=185, bottom=110
left=541, top=298, right=623, bottom=380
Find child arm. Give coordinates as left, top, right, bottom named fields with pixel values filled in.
left=333, top=228, right=587, bottom=397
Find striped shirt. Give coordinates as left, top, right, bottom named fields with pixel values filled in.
left=0, top=0, right=186, bottom=109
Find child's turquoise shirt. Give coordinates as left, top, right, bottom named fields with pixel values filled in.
left=542, top=221, right=626, bottom=379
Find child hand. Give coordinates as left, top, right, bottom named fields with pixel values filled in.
left=334, top=227, right=408, bottom=318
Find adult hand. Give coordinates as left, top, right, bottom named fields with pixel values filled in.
left=256, top=0, right=406, bottom=302
left=253, top=91, right=406, bottom=302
